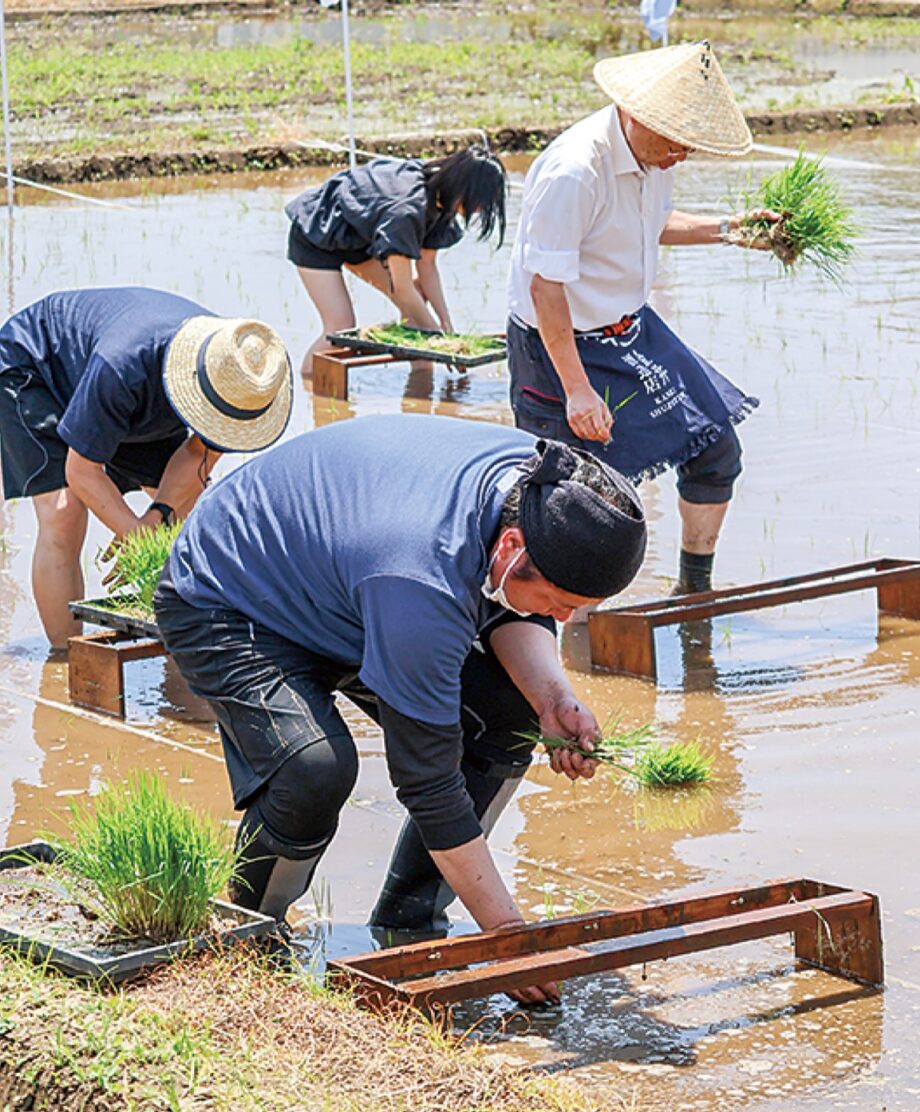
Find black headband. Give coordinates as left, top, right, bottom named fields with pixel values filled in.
left=518, top=440, right=647, bottom=599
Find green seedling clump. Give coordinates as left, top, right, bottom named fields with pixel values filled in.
left=362, top=322, right=505, bottom=357
left=53, top=772, right=242, bottom=942
left=738, top=151, right=858, bottom=282
left=632, top=739, right=713, bottom=787
left=102, top=520, right=182, bottom=617
left=520, top=717, right=713, bottom=791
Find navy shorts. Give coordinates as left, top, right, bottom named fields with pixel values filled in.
left=0, top=364, right=187, bottom=500
left=287, top=222, right=371, bottom=271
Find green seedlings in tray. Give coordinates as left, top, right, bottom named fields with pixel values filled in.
left=632, top=738, right=713, bottom=787
left=736, top=151, right=858, bottom=282
left=51, top=772, right=242, bottom=943
left=361, top=322, right=505, bottom=357
left=99, top=520, right=182, bottom=618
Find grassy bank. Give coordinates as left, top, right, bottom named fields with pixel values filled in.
left=0, top=948, right=627, bottom=1110
left=8, top=1, right=920, bottom=168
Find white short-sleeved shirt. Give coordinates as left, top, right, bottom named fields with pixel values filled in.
left=508, top=106, right=675, bottom=331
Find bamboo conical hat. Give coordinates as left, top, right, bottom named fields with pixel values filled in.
left=593, top=41, right=752, bottom=158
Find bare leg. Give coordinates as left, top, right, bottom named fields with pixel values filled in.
left=296, top=267, right=355, bottom=383
left=677, top=497, right=730, bottom=556
left=32, top=488, right=89, bottom=649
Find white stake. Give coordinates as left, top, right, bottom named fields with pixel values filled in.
left=341, top=0, right=356, bottom=170
left=0, top=0, right=11, bottom=215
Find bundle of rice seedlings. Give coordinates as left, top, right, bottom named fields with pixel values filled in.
left=735, top=151, right=858, bottom=282
left=520, top=717, right=713, bottom=789
left=632, top=739, right=713, bottom=788
left=362, top=322, right=504, bottom=357
left=102, top=520, right=182, bottom=616
left=52, top=772, right=242, bottom=942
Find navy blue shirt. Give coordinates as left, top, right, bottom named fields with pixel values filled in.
left=170, top=415, right=540, bottom=727
left=0, top=288, right=212, bottom=463
left=285, top=158, right=464, bottom=262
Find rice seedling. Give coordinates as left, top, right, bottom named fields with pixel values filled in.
left=362, top=322, right=504, bottom=357
left=520, top=717, right=713, bottom=790
left=98, top=520, right=182, bottom=618
left=735, top=151, right=858, bottom=283
left=632, top=738, right=713, bottom=788
left=50, top=772, right=243, bottom=943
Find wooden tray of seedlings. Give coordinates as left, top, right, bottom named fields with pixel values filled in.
left=69, top=595, right=160, bottom=638
left=326, top=323, right=507, bottom=367
left=0, top=776, right=276, bottom=983
left=69, top=522, right=181, bottom=639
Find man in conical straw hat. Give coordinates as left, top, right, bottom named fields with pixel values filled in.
left=0, top=287, right=292, bottom=647
left=508, top=41, right=777, bottom=596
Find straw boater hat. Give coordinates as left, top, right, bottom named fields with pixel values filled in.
left=163, top=316, right=292, bottom=452
left=593, top=40, right=752, bottom=158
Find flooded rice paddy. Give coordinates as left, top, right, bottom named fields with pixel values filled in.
left=2, top=126, right=920, bottom=1109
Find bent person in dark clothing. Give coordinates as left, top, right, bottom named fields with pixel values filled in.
left=0, top=287, right=292, bottom=647
left=154, top=413, right=646, bottom=1004
left=285, top=146, right=507, bottom=379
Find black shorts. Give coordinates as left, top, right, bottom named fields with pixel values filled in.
left=286, top=222, right=371, bottom=271
left=154, top=571, right=538, bottom=811
left=0, top=364, right=187, bottom=500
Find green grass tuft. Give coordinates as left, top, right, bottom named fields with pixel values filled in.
left=741, top=151, right=859, bottom=283
left=51, top=772, right=242, bottom=943
left=103, top=521, right=182, bottom=617
left=632, top=739, right=713, bottom=787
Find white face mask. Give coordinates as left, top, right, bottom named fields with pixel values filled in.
left=481, top=548, right=533, bottom=617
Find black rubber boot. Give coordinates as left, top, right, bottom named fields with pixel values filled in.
left=231, top=806, right=333, bottom=924
left=368, top=758, right=523, bottom=931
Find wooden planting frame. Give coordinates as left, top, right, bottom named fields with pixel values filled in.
left=588, top=557, right=920, bottom=681
left=68, top=629, right=166, bottom=717
left=327, top=878, right=883, bottom=1014
left=312, top=346, right=401, bottom=401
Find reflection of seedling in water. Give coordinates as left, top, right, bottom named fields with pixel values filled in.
left=734, top=151, right=858, bottom=283
left=46, top=772, right=243, bottom=943
left=630, top=783, right=716, bottom=832
left=718, top=618, right=733, bottom=648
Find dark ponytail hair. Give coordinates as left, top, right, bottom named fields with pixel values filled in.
left=422, top=146, right=507, bottom=247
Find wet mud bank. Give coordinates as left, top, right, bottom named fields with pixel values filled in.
left=18, top=101, right=920, bottom=185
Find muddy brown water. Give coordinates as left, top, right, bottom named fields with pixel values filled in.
left=2, top=128, right=920, bottom=1109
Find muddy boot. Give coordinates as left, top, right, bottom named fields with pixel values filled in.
left=369, top=760, right=523, bottom=932
left=231, top=807, right=332, bottom=930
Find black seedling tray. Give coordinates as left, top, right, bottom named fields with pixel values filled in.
left=69, top=596, right=160, bottom=639
left=326, top=326, right=507, bottom=368
left=0, top=842, right=276, bottom=983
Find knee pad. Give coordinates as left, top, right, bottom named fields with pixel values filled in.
left=677, top=426, right=743, bottom=504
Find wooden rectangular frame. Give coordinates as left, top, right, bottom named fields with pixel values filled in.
left=68, top=629, right=166, bottom=717
left=588, top=557, right=920, bottom=681
left=312, top=347, right=402, bottom=401
left=327, top=878, right=883, bottom=1013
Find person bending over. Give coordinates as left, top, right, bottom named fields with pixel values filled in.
left=286, top=146, right=506, bottom=379
left=154, top=413, right=646, bottom=1004
left=0, top=287, right=292, bottom=647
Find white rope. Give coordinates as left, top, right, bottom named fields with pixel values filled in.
left=0, top=171, right=135, bottom=210
left=751, top=140, right=912, bottom=173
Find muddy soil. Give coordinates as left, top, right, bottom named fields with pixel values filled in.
left=1, top=128, right=919, bottom=1109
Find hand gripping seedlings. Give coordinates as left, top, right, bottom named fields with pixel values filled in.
left=519, top=716, right=713, bottom=789
left=735, top=151, right=859, bottom=282
left=100, top=521, right=182, bottom=618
